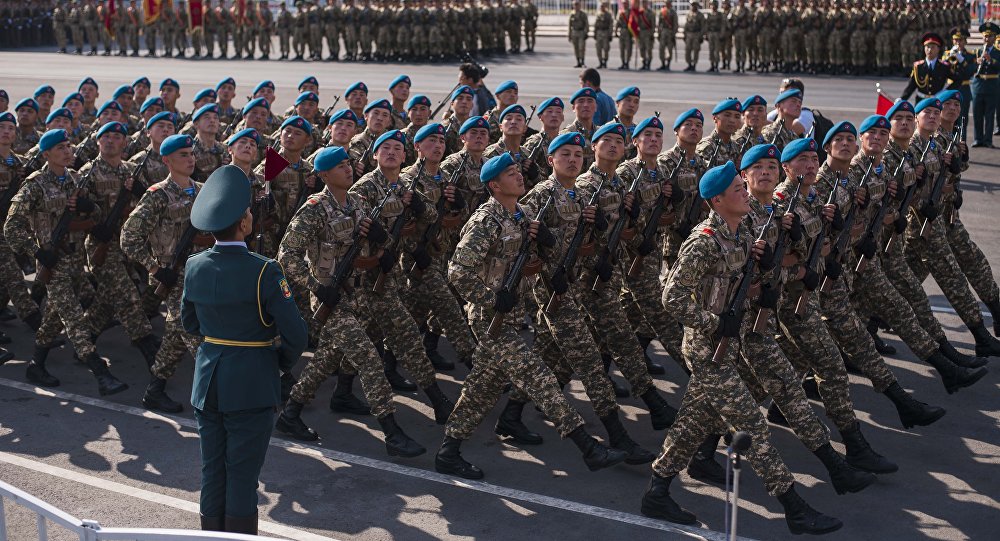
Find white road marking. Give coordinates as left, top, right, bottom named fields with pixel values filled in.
left=0, top=378, right=751, bottom=541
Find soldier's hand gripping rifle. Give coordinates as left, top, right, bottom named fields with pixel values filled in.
left=676, top=141, right=721, bottom=238
left=591, top=171, right=644, bottom=292
left=488, top=194, right=554, bottom=337
left=90, top=151, right=151, bottom=266
left=220, top=96, right=252, bottom=139
left=408, top=154, right=468, bottom=278
left=885, top=141, right=932, bottom=253
left=321, top=95, right=342, bottom=123
left=628, top=158, right=684, bottom=278
left=820, top=158, right=873, bottom=292
left=855, top=152, right=910, bottom=273
left=152, top=221, right=200, bottom=299
left=35, top=165, right=99, bottom=285
left=918, top=121, right=962, bottom=237
left=794, top=173, right=841, bottom=317
left=372, top=160, right=425, bottom=292
left=753, top=176, right=802, bottom=333
left=545, top=177, right=606, bottom=313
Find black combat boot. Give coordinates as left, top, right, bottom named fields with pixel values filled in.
left=839, top=422, right=898, bottom=474
left=776, top=485, right=843, bottom=535
left=84, top=353, right=128, bottom=396
left=495, top=398, right=543, bottom=445
left=971, top=322, right=1000, bottom=357
left=813, top=443, right=877, bottom=494
left=802, top=372, right=821, bottom=400
left=378, top=413, right=426, bottom=457
left=602, top=353, right=629, bottom=397
left=637, top=334, right=666, bottom=374
left=640, top=474, right=697, bottom=524
left=26, top=344, right=59, bottom=387
left=224, top=514, right=257, bottom=535
left=200, top=514, right=224, bottom=531
left=275, top=400, right=319, bottom=441
left=133, top=334, right=161, bottom=368
left=640, top=387, right=678, bottom=430
left=143, top=375, right=183, bottom=413
left=987, top=299, right=1000, bottom=336
left=867, top=317, right=897, bottom=355
left=767, top=401, right=790, bottom=427
left=923, top=350, right=987, bottom=394
left=435, top=436, right=484, bottom=479
left=382, top=346, right=417, bottom=392
left=568, top=426, right=628, bottom=471
left=938, top=339, right=988, bottom=368
left=658, top=61, right=667, bottom=71
left=883, top=382, right=946, bottom=429
left=329, top=374, right=371, bottom=415
left=600, top=412, right=655, bottom=465
left=686, top=434, right=727, bottom=486
left=423, top=382, right=454, bottom=425
left=23, top=310, right=42, bottom=332
left=422, top=329, right=454, bottom=371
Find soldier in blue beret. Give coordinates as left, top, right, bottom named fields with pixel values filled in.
left=214, top=78, right=239, bottom=128
left=0, top=114, right=38, bottom=342
left=561, top=88, right=598, bottom=169
left=614, top=87, right=641, bottom=147
left=298, top=76, right=320, bottom=94
left=12, top=99, right=42, bottom=155
left=159, top=79, right=182, bottom=118
left=761, top=89, right=804, bottom=151
left=191, top=105, right=228, bottom=183
left=484, top=105, right=538, bottom=187
left=225, top=128, right=262, bottom=180
left=349, top=100, right=395, bottom=177
left=126, top=111, right=177, bottom=185
left=441, top=86, right=477, bottom=155
left=345, top=81, right=370, bottom=123
left=699, top=98, right=742, bottom=167
left=438, top=116, right=491, bottom=208
left=732, top=95, right=769, bottom=154
left=77, top=77, right=100, bottom=126
left=388, top=75, right=412, bottom=130
left=32, top=86, right=57, bottom=131
left=660, top=108, right=708, bottom=257
left=484, top=81, right=521, bottom=145
left=321, top=109, right=360, bottom=150
left=521, top=97, right=565, bottom=182
left=402, top=96, right=433, bottom=146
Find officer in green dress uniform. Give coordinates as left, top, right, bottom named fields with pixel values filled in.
left=183, top=164, right=309, bottom=535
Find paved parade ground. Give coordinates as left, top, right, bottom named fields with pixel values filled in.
left=1, top=35, right=999, bottom=541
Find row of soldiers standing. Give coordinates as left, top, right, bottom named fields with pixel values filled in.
left=0, top=1, right=54, bottom=48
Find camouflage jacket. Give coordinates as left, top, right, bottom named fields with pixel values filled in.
left=120, top=176, right=205, bottom=271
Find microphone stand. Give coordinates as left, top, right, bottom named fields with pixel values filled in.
left=725, top=431, right=752, bottom=541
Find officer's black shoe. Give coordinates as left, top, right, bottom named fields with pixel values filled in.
left=658, top=63, right=667, bottom=71
left=495, top=398, right=543, bottom=445
left=200, top=514, right=224, bottom=532
left=939, top=340, right=988, bottom=368
left=802, top=373, right=821, bottom=400
left=0, top=348, right=13, bottom=364
left=84, top=353, right=128, bottom=396
left=424, top=383, right=454, bottom=425
left=839, top=422, right=898, bottom=474
left=971, top=322, right=1000, bottom=357
left=423, top=330, right=455, bottom=371
left=777, top=486, right=843, bottom=535
left=26, top=345, right=59, bottom=387
left=640, top=474, right=698, bottom=524
left=378, top=413, right=426, bottom=457
left=602, top=353, right=629, bottom=397
left=867, top=317, right=897, bottom=355
left=813, top=443, right=877, bottom=494
left=924, top=350, right=987, bottom=394
left=568, top=426, right=628, bottom=471
left=883, top=382, right=946, bottom=429
left=686, top=434, right=727, bottom=486
left=640, top=388, right=677, bottom=430
left=637, top=335, right=666, bottom=375
left=133, top=334, right=161, bottom=368
left=601, top=413, right=655, bottom=465
left=143, top=376, right=183, bottom=413
left=224, top=514, right=257, bottom=535
left=767, top=401, right=790, bottom=427
left=276, top=400, right=319, bottom=441
left=382, top=348, right=417, bottom=392
left=435, top=436, right=484, bottom=479
left=330, top=374, right=371, bottom=415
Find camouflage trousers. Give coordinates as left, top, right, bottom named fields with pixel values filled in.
left=622, top=245, right=685, bottom=367
left=279, top=30, right=290, bottom=56
left=684, top=34, right=699, bottom=67
left=880, top=229, right=948, bottom=343
left=0, top=241, right=38, bottom=320
left=639, top=33, right=654, bottom=64
left=86, top=242, right=153, bottom=342
left=596, top=34, right=611, bottom=65
left=325, top=26, right=339, bottom=57
left=400, top=260, right=477, bottom=363
left=659, top=34, right=676, bottom=64
left=293, top=29, right=307, bottom=56
left=218, top=29, right=230, bottom=57
left=572, top=37, right=586, bottom=63
left=732, top=31, right=747, bottom=65
left=850, top=31, right=869, bottom=66
left=310, top=27, right=323, bottom=57
left=708, top=33, right=721, bottom=66
left=943, top=216, right=999, bottom=305
left=36, top=256, right=97, bottom=358
left=290, top=298, right=395, bottom=418
left=445, top=315, right=585, bottom=441
left=651, top=324, right=796, bottom=497
left=150, top=274, right=202, bottom=380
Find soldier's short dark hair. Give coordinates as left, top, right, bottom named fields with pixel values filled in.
left=212, top=209, right=249, bottom=241
left=580, top=68, right=601, bottom=88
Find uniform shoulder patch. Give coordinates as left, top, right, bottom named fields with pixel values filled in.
left=774, top=191, right=786, bottom=200
left=279, top=277, right=292, bottom=299
left=701, top=227, right=715, bottom=236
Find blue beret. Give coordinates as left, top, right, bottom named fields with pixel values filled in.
left=61, top=92, right=84, bottom=106
left=414, top=123, right=447, bottom=143
left=885, top=100, right=915, bottom=121
left=494, top=80, right=518, bottom=95
left=937, top=89, right=962, bottom=104
left=570, top=87, right=597, bottom=104
left=160, top=78, right=180, bottom=90
left=314, top=146, right=350, bottom=172
left=499, top=104, right=526, bottom=122
left=132, top=77, right=151, bottom=88
left=775, top=88, right=803, bottom=105
left=140, top=97, right=165, bottom=113
left=39, top=129, right=69, bottom=153
left=96, top=121, right=128, bottom=139
left=615, top=86, right=640, bottom=102
left=78, top=77, right=98, bottom=90
left=481, top=152, right=516, bottom=184
left=592, top=122, right=628, bottom=144
left=460, top=116, right=490, bottom=134
left=673, top=108, right=704, bottom=130
left=822, top=121, right=858, bottom=147
left=253, top=80, right=275, bottom=95
left=242, top=97, right=270, bottom=115
left=160, top=134, right=194, bottom=157
left=15, top=98, right=38, bottom=112
left=632, top=116, right=664, bottom=138
left=451, top=85, right=475, bottom=101
left=216, top=77, right=236, bottom=91
left=225, top=128, right=261, bottom=147
left=739, top=144, right=780, bottom=170
left=295, top=91, right=319, bottom=105
left=915, top=97, right=943, bottom=114
left=538, top=96, right=564, bottom=114
left=96, top=100, right=122, bottom=117
left=859, top=115, right=891, bottom=134
left=741, top=95, right=767, bottom=110
left=780, top=138, right=819, bottom=163
left=373, top=129, right=407, bottom=153
left=192, top=103, right=220, bottom=123
left=34, top=85, right=56, bottom=98
left=712, top=98, right=742, bottom=115
left=146, top=111, right=175, bottom=130
left=298, top=75, right=319, bottom=90
left=190, top=165, right=252, bottom=232
left=699, top=161, right=738, bottom=199
left=406, top=95, right=432, bottom=110
left=547, top=131, right=587, bottom=155
left=193, top=88, right=217, bottom=103
left=389, top=74, right=411, bottom=90
left=345, top=81, right=368, bottom=96
left=329, top=108, right=360, bottom=125
left=45, top=108, right=73, bottom=124
left=281, top=115, right=313, bottom=136
left=113, top=85, right=134, bottom=99
left=364, top=98, right=392, bottom=114
left=0, top=112, right=15, bottom=125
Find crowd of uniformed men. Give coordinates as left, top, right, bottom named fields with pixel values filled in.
left=1, top=57, right=999, bottom=535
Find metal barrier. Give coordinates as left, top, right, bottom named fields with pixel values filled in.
left=0, top=480, right=280, bottom=541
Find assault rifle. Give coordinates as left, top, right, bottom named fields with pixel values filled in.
left=855, top=152, right=910, bottom=273
left=591, top=171, right=644, bottom=292
left=629, top=158, right=684, bottom=278
left=408, top=154, right=468, bottom=278
left=820, top=158, right=874, bottom=292
left=885, top=140, right=933, bottom=253
left=545, top=177, right=606, bottom=312
left=372, top=160, right=425, bottom=292
left=918, top=121, right=962, bottom=237
left=35, top=165, right=98, bottom=285
left=676, top=141, right=721, bottom=238
left=753, top=176, right=802, bottom=332
left=153, top=223, right=200, bottom=299
left=90, top=152, right=151, bottom=266
left=794, top=173, right=840, bottom=316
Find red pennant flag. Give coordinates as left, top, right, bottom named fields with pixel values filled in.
left=189, top=1, right=203, bottom=29
left=876, top=93, right=893, bottom=116
left=264, top=147, right=289, bottom=181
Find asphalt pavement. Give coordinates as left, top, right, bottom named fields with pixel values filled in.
left=0, top=36, right=998, bottom=541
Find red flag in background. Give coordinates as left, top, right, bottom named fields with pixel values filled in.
left=876, top=83, right=895, bottom=115
left=189, top=0, right=203, bottom=28
left=144, top=0, right=161, bottom=25
left=105, top=1, right=115, bottom=37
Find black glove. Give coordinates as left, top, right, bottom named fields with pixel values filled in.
left=627, top=198, right=641, bottom=220
left=535, top=221, right=557, bottom=248
left=593, top=207, right=609, bottom=231
left=948, top=156, right=962, bottom=174
left=801, top=268, right=820, bottom=291
left=130, top=178, right=147, bottom=196
left=524, top=159, right=540, bottom=181
left=669, top=182, right=685, bottom=205
left=824, top=257, right=842, bottom=282
left=594, top=257, right=614, bottom=282
left=153, top=267, right=178, bottom=288
left=788, top=214, right=803, bottom=242
left=408, top=192, right=426, bottom=217
left=893, top=214, right=908, bottom=234
left=758, top=282, right=780, bottom=309
left=855, top=236, right=876, bottom=259
left=758, top=244, right=775, bottom=271
left=34, top=248, right=59, bottom=269
left=953, top=189, right=963, bottom=210
left=714, top=312, right=741, bottom=339
left=494, top=289, right=518, bottom=314
left=920, top=200, right=938, bottom=221
left=90, top=223, right=114, bottom=243
left=448, top=190, right=466, bottom=211
left=549, top=268, right=569, bottom=295
left=366, top=219, right=388, bottom=245
left=74, top=196, right=96, bottom=214
left=637, top=236, right=656, bottom=256
left=315, top=284, right=341, bottom=308
left=378, top=250, right=397, bottom=273
left=830, top=207, right=844, bottom=230
left=411, top=245, right=432, bottom=271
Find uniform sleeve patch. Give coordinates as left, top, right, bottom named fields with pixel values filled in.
left=775, top=191, right=786, bottom=200
left=279, top=278, right=292, bottom=299
left=701, top=227, right=715, bottom=236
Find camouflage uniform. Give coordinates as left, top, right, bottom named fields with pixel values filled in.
left=217, top=2, right=232, bottom=58
left=52, top=3, right=68, bottom=52
left=69, top=2, right=85, bottom=53
left=192, top=135, right=228, bottom=183
left=594, top=7, right=613, bottom=68
left=324, top=0, right=341, bottom=60
left=684, top=6, right=705, bottom=69
left=128, top=147, right=170, bottom=185
left=0, top=154, right=40, bottom=321
left=568, top=6, right=588, bottom=67
left=760, top=118, right=799, bottom=152
left=251, top=156, right=314, bottom=258
left=705, top=6, right=724, bottom=71
left=657, top=5, right=677, bottom=69
left=657, top=144, right=707, bottom=267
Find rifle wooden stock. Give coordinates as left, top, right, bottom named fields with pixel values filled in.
left=312, top=301, right=333, bottom=326
left=794, top=289, right=810, bottom=317
left=753, top=307, right=771, bottom=334
left=711, top=336, right=730, bottom=363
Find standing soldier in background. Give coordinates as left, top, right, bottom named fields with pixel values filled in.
left=683, top=1, right=704, bottom=72
left=69, top=0, right=85, bottom=55
left=568, top=0, right=588, bottom=69
left=277, top=1, right=293, bottom=60
left=216, top=0, right=231, bottom=59
left=719, top=0, right=732, bottom=70
left=507, top=0, right=522, bottom=54
left=293, top=0, right=308, bottom=61
left=826, top=1, right=847, bottom=75
left=781, top=0, right=801, bottom=73
left=343, top=0, right=358, bottom=62
left=161, top=0, right=176, bottom=57
left=189, top=0, right=204, bottom=59
left=309, top=0, right=324, bottom=61
left=201, top=0, right=216, bottom=59
left=636, top=0, right=655, bottom=71
left=96, top=0, right=113, bottom=56
left=143, top=0, right=158, bottom=56
left=245, top=1, right=259, bottom=60
left=873, top=0, right=893, bottom=76
left=658, top=0, right=676, bottom=71
left=357, top=0, right=372, bottom=62
left=802, top=0, right=824, bottom=74
left=615, top=2, right=631, bottom=70
left=594, top=1, right=612, bottom=70
left=523, top=0, right=537, bottom=52
left=259, top=0, right=274, bottom=60
left=705, top=1, right=724, bottom=73
left=52, top=0, right=68, bottom=53
left=82, top=0, right=99, bottom=56
left=112, top=0, right=127, bottom=56
left=848, top=0, right=870, bottom=75
left=324, top=0, right=341, bottom=61
left=899, top=0, right=920, bottom=74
